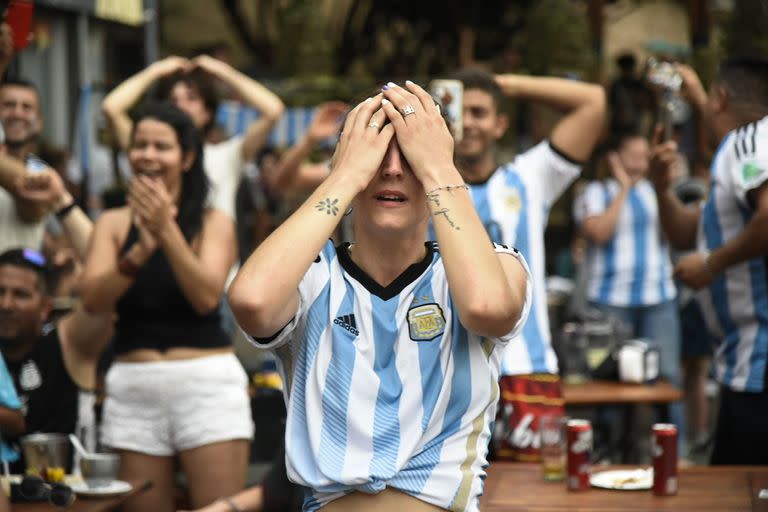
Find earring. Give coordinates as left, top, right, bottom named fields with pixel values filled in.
left=344, top=206, right=353, bottom=216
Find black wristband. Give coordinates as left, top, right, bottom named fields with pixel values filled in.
left=55, top=201, right=77, bottom=219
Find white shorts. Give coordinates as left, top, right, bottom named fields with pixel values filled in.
left=101, top=353, right=254, bottom=456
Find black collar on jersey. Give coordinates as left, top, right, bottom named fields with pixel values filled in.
left=337, top=242, right=435, bottom=301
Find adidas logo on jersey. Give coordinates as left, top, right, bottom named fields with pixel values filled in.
left=334, top=314, right=359, bottom=336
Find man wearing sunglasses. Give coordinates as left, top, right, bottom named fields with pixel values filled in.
left=0, top=248, right=113, bottom=473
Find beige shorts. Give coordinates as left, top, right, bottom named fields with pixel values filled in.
left=101, top=353, right=254, bottom=456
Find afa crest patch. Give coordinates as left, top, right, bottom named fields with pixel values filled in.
left=504, top=190, right=522, bottom=212
left=408, top=303, right=446, bottom=341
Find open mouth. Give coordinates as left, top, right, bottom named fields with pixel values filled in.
left=134, top=170, right=162, bottom=179
left=375, top=191, right=407, bottom=204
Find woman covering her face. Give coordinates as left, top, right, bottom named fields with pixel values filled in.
left=229, top=82, right=532, bottom=512
left=80, top=103, right=251, bottom=512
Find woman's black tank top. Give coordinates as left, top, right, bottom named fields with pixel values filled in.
left=113, top=224, right=230, bottom=355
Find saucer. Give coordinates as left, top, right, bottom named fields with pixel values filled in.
left=69, top=480, right=133, bottom=497
left=590, top=468, right=653, bottom=490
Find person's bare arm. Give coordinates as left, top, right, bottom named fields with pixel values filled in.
left=178, top=486, right=264, bottom=512
left=649, top=128, right=700, bottom=250
left=102, top=56, right=189, bottom=151
left=270, top=101, right=348, bottom=192
left=16, top=169, right=93, bottom=259
left=675, top=64, right=708, bottom=114
left=80, top=209, right=154, bottom=314
left=0, top=154, right=50, bottom=221
left=57, top=303, right=114, bottom=390
left=192, top=55, right=284, bottom=162
left=495, top=74, right=606, bottom=162
left=676, top=182, right=768, bottom=289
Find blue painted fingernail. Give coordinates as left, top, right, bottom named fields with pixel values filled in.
left=382, top=85, right=389, bottom=91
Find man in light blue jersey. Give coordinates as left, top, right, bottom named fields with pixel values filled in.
left=650, top=58, right=768, bottom=464
left=229, top=83, right=531, bottom=512
left=449, top=68, right=605, bottom=460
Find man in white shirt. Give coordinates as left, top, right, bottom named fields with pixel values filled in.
left=449, top=68, right=605, bottom=460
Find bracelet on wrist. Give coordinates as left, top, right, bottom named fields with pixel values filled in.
left=219, top=497, right=244, bottom=512
left=55, top=201, right=77, bottom=219
left=425, top=184, right=469, bottom=197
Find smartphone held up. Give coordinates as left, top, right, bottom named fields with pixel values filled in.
left=429, top=79, right=463, bottom=142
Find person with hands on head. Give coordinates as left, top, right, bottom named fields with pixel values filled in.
left=446, top=68, right=605, bottom=460
left=228, top=81, right=531, bottom=512
left=574, top=131, right=683, bottom=450
left=649, top=58, right=768, bottom=465
left=102, top=54, right=285, bottom=220
left=266, top=100, right=349, bottom=194
left=80, top=103, right=251, bottom=512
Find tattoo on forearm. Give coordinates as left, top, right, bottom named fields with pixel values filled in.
left=315, top=198, right=340, bottom=216
left=428, top=192, right=460, bottom=230
left=432, top=208, right=460, bottom=230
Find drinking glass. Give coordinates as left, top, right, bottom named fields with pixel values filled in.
left=540, top=414, right=566, bottom=481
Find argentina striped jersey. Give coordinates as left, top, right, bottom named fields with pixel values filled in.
left=574, top=178, right=676, bottom=306
left=696, top=117, right=768, bottom=392
left=244, top=241, right=532, bottom=511
left=464, top=141, right=580, bottom=375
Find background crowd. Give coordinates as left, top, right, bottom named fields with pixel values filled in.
left=0, top=1, right=767, bottom=511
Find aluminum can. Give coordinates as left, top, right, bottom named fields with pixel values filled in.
left=652, top=423, right=678, bottom=496
left=566, top=419, right=592, bottom=491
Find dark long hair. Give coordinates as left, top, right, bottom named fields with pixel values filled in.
left=132, top=102, right=209, bottom=242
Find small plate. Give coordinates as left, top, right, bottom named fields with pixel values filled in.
left=591, top=468, right=653, bottom=490
left=70, top=480, right=133, bottom=497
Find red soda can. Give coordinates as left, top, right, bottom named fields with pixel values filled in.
left=566, top=419, right=592, bottom=491
left=651, top=423, right=678, bottom=496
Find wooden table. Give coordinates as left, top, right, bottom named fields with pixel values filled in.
left=563, top=379, right=683, bottom=406
left=482, top=463, right=768, bottom=511
left=13, top=479, right=151, bottom=512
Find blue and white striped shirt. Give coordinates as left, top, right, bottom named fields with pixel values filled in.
left=245, top=241, right=532, bottom=511
left=696, top=117, right=768, bottom=392
left=574, top=179, right=676, bottom=307
left=461, top=141, right=580, bottom=376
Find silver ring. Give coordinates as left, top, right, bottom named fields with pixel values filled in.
left=368, top=121, right=381, bottom=129
left=401, top=104, right=416, bottom=117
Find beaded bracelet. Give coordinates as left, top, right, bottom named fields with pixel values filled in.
left=425, top=184, right=469, bottom=196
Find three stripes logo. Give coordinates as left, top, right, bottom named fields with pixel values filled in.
left=334, top=314, right=359, bottom=336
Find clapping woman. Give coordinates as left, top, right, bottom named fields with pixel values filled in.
left=81, top=103, right=251, bottom=512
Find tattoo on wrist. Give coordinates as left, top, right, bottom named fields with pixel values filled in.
left=432, top=208, right=460, bottom=230
left=315, top=198, right=340, bottom=216
left=426, top=192, right=442, bottom=208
